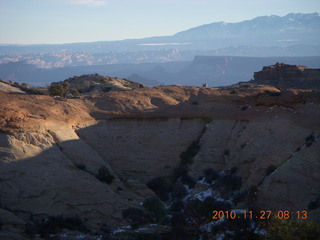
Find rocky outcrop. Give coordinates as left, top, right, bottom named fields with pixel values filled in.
left=64, top=74, right=144, bottom=95
left=0, top=81, right=25, bottom=93
left=0, top=209, right=27, bottom=240
left=190, top=119, right=320, bottom=212
left=252, top=62, right=320, bottom=90
left=0, top=131, right=134, bottom=223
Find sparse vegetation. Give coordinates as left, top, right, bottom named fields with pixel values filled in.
left=305, top=133, right=315, bottom=147
left=25, top=215, right=86, bottom=237
left=188, top=196, right=232, bottom=219
left=263, top=217, right=320, bottom=240
left=144, top=162, right=253, bottom=240
left=201, top=168, right=218, bottom=184
left=122, top=207, right=152, bottom=228
left=48, top=81, right=70, bottom=97
left=229, top=89, right=239, bottom=94
left=147, top=176, right=173, bottom=201
left=241, top=84, right=253, bottom=88
left=143, top=197, right=168, bottom=224
left=180, top=140, right=200, bottom=165
left=215, top=172, right=242, bottom=193
left=171, top=183, right=188, bottom=200
left=172, top=165, right=196, bottom=188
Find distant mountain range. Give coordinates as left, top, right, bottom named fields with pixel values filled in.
left=0, top=12, right=319, bottom=56
left=171, top=12, right=320, bottom=47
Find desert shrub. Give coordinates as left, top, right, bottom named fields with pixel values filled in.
left=171, top=184, right=188, bottom=200
left=25, top=215, right=85, bottom=237
left=63, top=216, right=85, bottom=230
left=211, top=217, right=255, bottom=240
left=228, top=166, right=238, bottom=175
left=172, top=166, right=188, bottom=182
left=48, top=81, right=69, bottom=97
left=24, top=87, right=45, bottom=95
left=69, top=88, right=81, bottom=97
left=230, top=89, right=239, bottom=94
left=172, top=166, right=196, bottom=188
left=305, top=134, right=315, bottom=148
left=201, top=168, right=219, bottom=184
left=188, top=197, right=232, bottom=219
left=122, top=207, right=152, bottom=227
left=21, top=82, right=30, bottom=88
left=99, top=223, right=111, bottom=235
left=25, top=222, right=38, bottom=236
left=147, top=177, right=173, bottom=201
left=180, top=174, right=196, bottom=189
left=215, top=174, right=242, bottom=193
left=95, top=166, right=115, bottom=184
left=263, top=218, right=320, bottom=240
left=306, top=142, right=313, bottom=147
left=143, top=197, right=168, bottom=224
left=169, top=199, right=185, bottom=212
left=180, top=140, right=200, bottom=165
left=102, top=87, right=112, bottom=92
left=305, top=134, right=315, bottom=142
left=171, top=212, right=187, bottom=233
left=232, top=190, right=247, bottom=205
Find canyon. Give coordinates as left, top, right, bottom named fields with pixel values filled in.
left=0, top=71, right=320, bottom=239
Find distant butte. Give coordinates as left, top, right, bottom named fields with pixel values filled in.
left=252, top=62, right=320, bottom=90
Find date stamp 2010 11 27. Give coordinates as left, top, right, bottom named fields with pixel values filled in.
left=212, top=210, right=308, bottom=220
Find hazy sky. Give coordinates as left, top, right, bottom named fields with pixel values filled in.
left=1, top=0, right=319, bottom=44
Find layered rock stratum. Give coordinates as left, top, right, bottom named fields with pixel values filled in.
left=0, top=77, right=320, bottom=239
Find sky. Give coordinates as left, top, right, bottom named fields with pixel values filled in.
left=0, top=0, right=319, bottom=44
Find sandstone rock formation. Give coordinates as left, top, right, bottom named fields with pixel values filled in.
left=252, top=62, right=320, bottom=90
left=62, top=74, right=144, bottom=96
left=0, top=82, right=319, bottom=239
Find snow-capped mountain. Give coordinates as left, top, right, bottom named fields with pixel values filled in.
left=171, top=12, right=320, bottom=46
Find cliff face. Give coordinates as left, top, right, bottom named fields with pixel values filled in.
left=0, top=84, right=320, bottom=239
left=252, top=62, right=320, bottom=90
